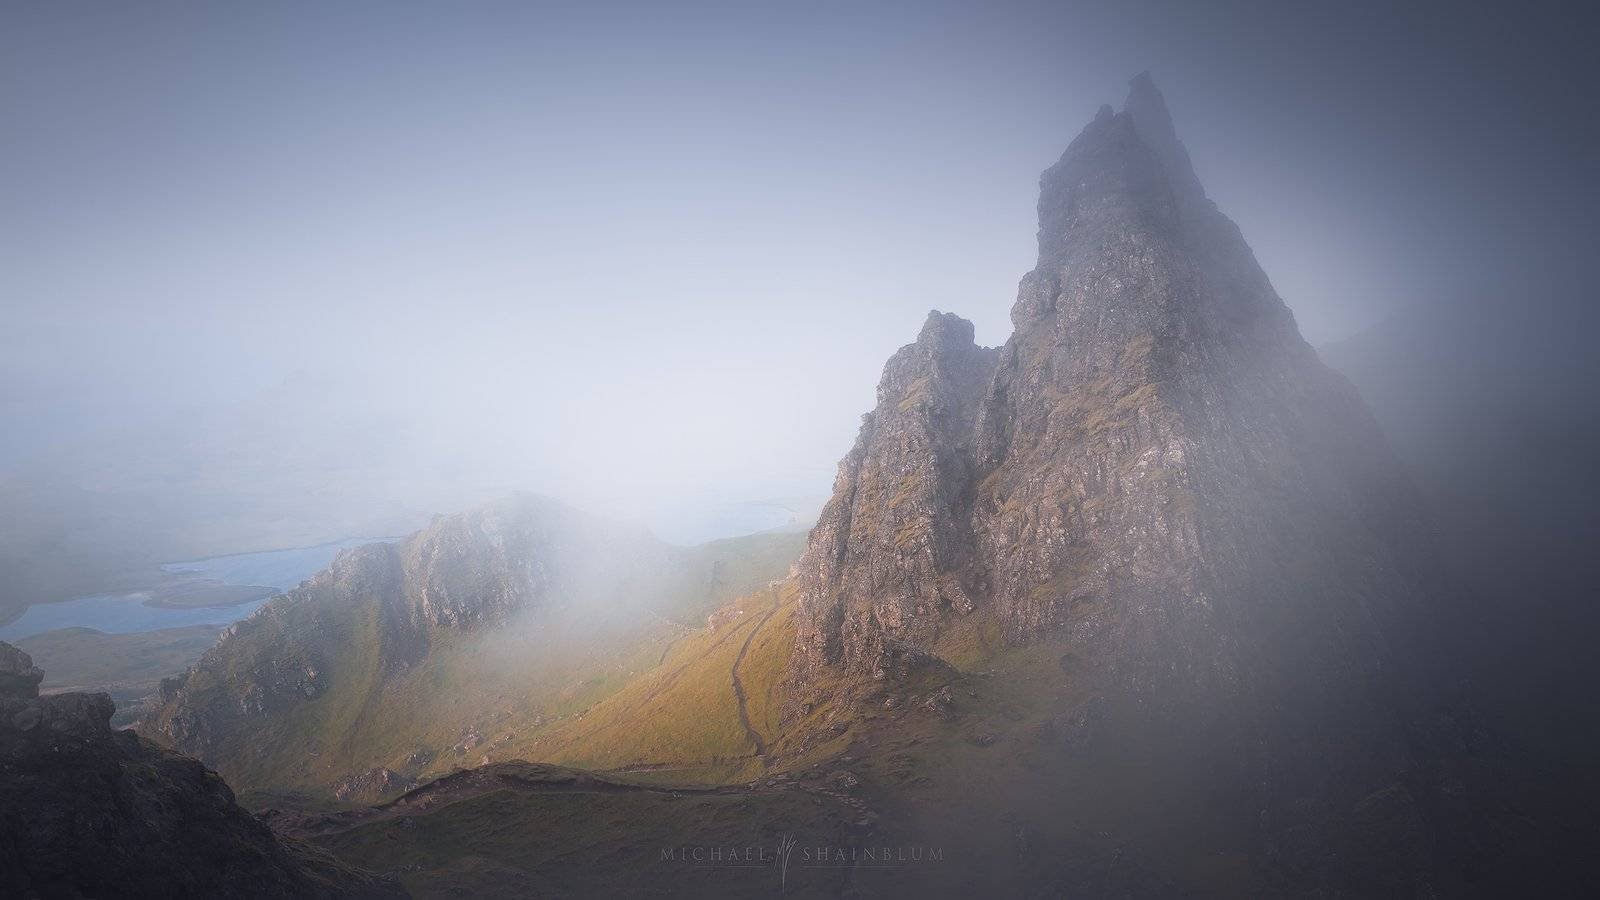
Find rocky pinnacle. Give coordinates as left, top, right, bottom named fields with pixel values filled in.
left=789, top=73, right=1441, bottom=752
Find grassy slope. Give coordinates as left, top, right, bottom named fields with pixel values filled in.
left=185, top=531, right=807, bottom=798
left=499, top=575, right=1025, bottom=790
left=740, top=588, right=799, bottom=744
left=517, top=579, right=866, bottom=786
left=296, top=600, right=1256, bottom=896
left=188, top=583, right=389, bottom=792
left=521, top=585, right=788, bottom=781
left=181, top=509, right=1262, bottom=889
left=512, top=583, right=1262, bottom=894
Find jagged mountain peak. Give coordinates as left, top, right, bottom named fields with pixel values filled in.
left=915, top=309, right=977, bottom=346
left=1122, top=72, right=1209, bottom=209
left=790, top=75, right=1440, bottom=795
left=1034, top=72, right=1219, bottom=273
left=773, top=79, right=1457, bottom=893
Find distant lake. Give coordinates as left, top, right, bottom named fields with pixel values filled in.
left=0, top=500, right=816, bottom=643
left=159, top=537, right=399, bottom=592
left=0, top=538, right=397, bottom=642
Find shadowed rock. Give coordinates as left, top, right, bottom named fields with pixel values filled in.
left=0, top=641, right=402, bottom=898
left=0, top=642, right=43, bottom=699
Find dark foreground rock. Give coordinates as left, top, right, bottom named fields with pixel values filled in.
left=0, top=641, right=44, bottom=698
left=0, top=641, right=402, bottom=898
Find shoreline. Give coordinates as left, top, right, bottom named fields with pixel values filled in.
left=140, top=581, right=278, bottom=610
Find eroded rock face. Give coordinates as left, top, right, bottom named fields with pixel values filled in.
left=141, top=541, right=407, bottom=761
left=971, top=74, right=1439, bottom=704
left=793, top=312, right=999, bottom=682
left=790, top=74, right=1442, bottom=778
left=399, top=498, right=584, bottom=630
left=0, top=642, right=398, bottom=898
left=776, top=74, right=1475, bottom=898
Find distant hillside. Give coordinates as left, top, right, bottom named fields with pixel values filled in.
left=17, top=624, right=223, bottom=726
left=140, top=495, right=804, bottom=797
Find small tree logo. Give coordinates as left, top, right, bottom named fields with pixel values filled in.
left=775, top=833, right=797, bottom=894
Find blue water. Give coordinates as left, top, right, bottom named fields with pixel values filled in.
left=0, top=592, right=273, bottom=642
left=0, top=500, right=813, bottom=643
left=0, top=537, right=397, bottom=642
left=160, top=537, right=399, bottom=592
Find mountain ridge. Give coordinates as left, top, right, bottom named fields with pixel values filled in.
left=139, top=495, right=806, bottom=796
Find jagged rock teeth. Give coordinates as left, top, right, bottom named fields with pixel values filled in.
left=790, top=308, right=998, bottom=685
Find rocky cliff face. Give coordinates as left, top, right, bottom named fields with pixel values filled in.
left=397, top=496, right=654, bottom=630
left=790, top=74, right=1443, bottom=786
left=0, top=642, right=398, bottom=897
left=793, top=312, right=999, bottom=681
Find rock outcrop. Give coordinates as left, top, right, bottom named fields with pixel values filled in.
left=0, top=641, right=44, bottom=698
left=0, top=642, right=399, bottom=898
left=967, top=73, right=1440, bottom=701
left=398, top=497, right=639, bottom=630
left=788, top=73, right=1448, bottom=848
left=794, top=312, right=999, bottom=681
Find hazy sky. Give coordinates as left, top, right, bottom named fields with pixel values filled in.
left=3, top=0, right=1594, bottom=524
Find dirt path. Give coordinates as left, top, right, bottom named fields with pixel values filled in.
left=730, top=587, right=780, bottom=760
left=535, top=604, right=760, bottom=757
left=602, top=762, right=726, bottom=775
left=543, top=587, right=781, bottom=774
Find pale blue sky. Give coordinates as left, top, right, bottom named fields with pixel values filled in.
left=3, top=0, right=1593, bottom=517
